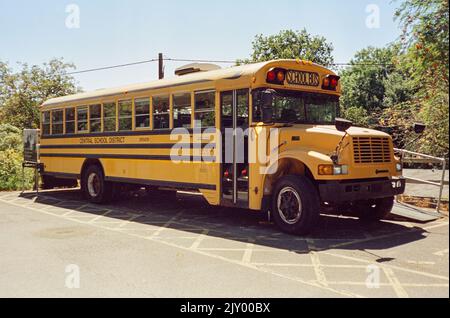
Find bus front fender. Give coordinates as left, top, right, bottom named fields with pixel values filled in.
left=261, top=148, right=332, bottom=195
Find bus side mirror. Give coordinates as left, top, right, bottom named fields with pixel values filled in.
left=335, top=118, right=353, bottom=132
left=413, top=123, right=426, bottom=134
left=261, top=89, right=275, bottom=124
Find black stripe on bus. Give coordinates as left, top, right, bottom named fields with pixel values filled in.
left=105, top=176, right=216, bottom=191
left=41, top=172, right=216, bottom=191
left=39, top=153, right=216, bottom=162
left=39, top=143, right=216, bottom=150
left=42, top=172, right=80, bottom=179
left=40, top=128, right=216, bottom=140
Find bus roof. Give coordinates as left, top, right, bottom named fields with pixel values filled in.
left=41, top=59, right=333, bottom=108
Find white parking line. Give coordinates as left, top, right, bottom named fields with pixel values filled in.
left=241, top=239, right=255, bottom=263
left=116, top=214, right=142, bottom=228
left=190, top=229, right=210, bottom=249
left=383, top=267, right=409, bottom=298
left=322, top=251, right=449, bottom=281
left=308, top=240, right=328, bottom=287
left=150, top=212, right=184, bottom=238
left=88, top=209, right=113, bottom=223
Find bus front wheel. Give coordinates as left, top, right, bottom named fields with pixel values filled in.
left=81, top=165, right=112, bottom=204
left=271, top=175, right=320, bottom=235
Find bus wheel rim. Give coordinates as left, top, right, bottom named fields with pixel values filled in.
left=277, top=187, right=302, bottom=225
left=87, top=173, right=101, bottom=198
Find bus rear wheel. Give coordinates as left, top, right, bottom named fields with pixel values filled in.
left=81, top=165, right=112, bottom=204
left=271, top=175, right=320, bottom=235
left=352, top=197, right=395, bottom=222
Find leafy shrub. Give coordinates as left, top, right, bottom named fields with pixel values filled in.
left=0, top=148, right=34, bottom=191
left=0, top=124, right=34, bottom=191
left=0, top=124, right=22, bottom=152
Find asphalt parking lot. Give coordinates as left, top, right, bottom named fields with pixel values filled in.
left=0, top=189, right=448, bottom=298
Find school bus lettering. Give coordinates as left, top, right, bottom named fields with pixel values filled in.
left=286, top=70, right=320, bottom=87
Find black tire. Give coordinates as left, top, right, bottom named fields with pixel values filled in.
left=271, top=175, right=320, bottom=235
left=81, top=165, right=112, bottom=204
left=352, top=197, right=395, bottom=222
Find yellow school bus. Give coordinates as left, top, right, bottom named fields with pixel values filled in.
left=39, top=59, right=405, bottom=235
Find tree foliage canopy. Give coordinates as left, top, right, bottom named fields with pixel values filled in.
left=237, top=29, right=334, bottom=67
left=340, top=0, right=449, bottom=156
left=0, top=59, right=80, bottom=130
left=0, top=59, right=79, bottom=190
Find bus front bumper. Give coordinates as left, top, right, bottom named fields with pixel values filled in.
left=318, top=178, right=406, bottom=203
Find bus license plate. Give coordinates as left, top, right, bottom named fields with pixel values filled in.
left=286, top=70, right=320, bottom=87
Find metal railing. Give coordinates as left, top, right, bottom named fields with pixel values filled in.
left=394, top=148, right=447, bottom=214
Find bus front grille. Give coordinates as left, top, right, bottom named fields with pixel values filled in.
left=353, top=137, right=392, bottom=164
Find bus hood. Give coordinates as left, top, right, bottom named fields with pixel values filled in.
left=278, top=125, right=392, bottom=158
left=305, top=125, right=390, bottom=138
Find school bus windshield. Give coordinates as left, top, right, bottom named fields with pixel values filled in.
left=253, top=90, right=339, bottom=125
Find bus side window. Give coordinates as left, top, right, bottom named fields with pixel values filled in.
left=173, top=93, right=192, bottom=129
left=90, top=104, right=101, bottom=133
left=194, top=91, right=215, bottom=128
left=153, top=95, right=170, bottom=130
left=135, top=98, right=150, bottom=129
left=77, top=106, right=88, bottom=133
left=221, top=92, right=233, bottom=129
left=251, top=91, right=262, bottom=123
left=103, top=102, right=117, bottom=132
left=65, top=107, right=75, bottom=134
left=118, top=100, right=132, bottom=131
left=237, top=89, right=249, bottom=129
left=42, top=111, right=51, bottom=136
left=51, top=109, right=64, bottom=135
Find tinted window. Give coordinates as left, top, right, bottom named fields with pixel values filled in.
left=118, top=100, right=132, bottom=131
left=103, top=102, right=116, bottom=132
left=236, top=90, right=249, bottom=129
left=42, top=111, right=50, bottom=136
left=195, top=91, right=215, bottom=128
left=51, top=110, right=64, bottom=135
left=173, top=93, right=191, bottom=128
left=65, top=107, right=75, bottom=134
left=77, top=106, right=88, bottom=132
left=252, top=89, right=338, bottom=124
left=135, top=98, right=150, bottom=129
left=153, top=95, right=170, bottom=129
left=90, top=104, right=101, bottom=133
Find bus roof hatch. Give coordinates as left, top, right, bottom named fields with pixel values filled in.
left=174, top=63, right=221, bottom=76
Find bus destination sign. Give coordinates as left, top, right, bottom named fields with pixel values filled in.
left=286, top=70, right=320, bottom=87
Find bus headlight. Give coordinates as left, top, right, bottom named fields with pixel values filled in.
left=334, top=165, right=349, bottom=175
left=396, top=163, right=403, bottom=172
left=319, top=165, right=349, bottom=176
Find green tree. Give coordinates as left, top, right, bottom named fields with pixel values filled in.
left=340, top=46, right=399, bottom=113
left=395, top=0, right=449, bottom=84
left=0, top=59, right=80, bottom=130
left=237, top=29, right=334, bottom=66
left=0, top=123, right=22, bottom=152
left=0, top=59, right=80, bottom=190
left=393, top=0, right=449, bottom=156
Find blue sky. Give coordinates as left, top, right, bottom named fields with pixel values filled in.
left=0, top=0, right=403, bottom=91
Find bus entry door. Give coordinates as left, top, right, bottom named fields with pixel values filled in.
left=220, top=90, right=249, bottom=207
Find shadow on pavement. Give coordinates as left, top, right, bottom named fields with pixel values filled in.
left=18, top=189, right=428, bottom=255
